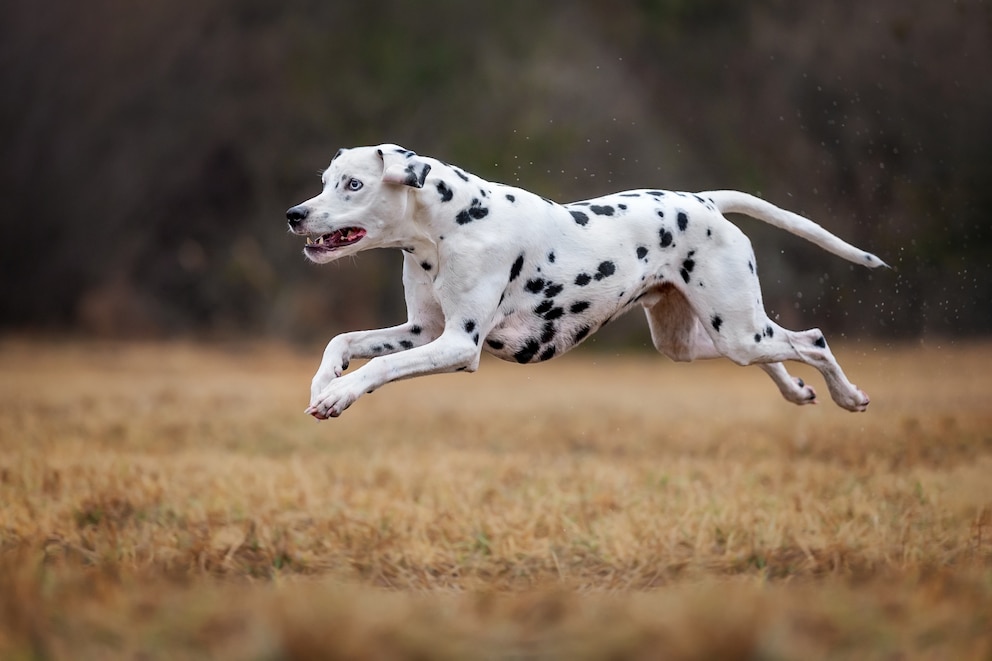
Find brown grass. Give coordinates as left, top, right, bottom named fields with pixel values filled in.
left=1, top=337, right=990, bottom=659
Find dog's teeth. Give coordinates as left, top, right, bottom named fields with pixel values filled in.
left=306, top=236, right=313, bottom=245
left=316, top=235, right=324, bottom=245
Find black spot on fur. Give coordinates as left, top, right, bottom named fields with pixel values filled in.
left=456, top=198, right=489, bottom=225
left=680, top=268, right=691, bottom=284
left=400, top=163, right=429, bottom=187
left=677, top=211, right=689, bottom=231
left=509, top=254, right=524, bottom=282
left=570, top=210, right=589, bottom=226
left=452, top=167, right=470, bottom=182
left=712, top=315, right=723, bottom=332
left=764, top=325, right=774, bottom=338
left=618, top=204, right=627, bottom=211
left=574, top=326, right=591, bottom=343
left=514, top=339, right=540, bottom=364
left=682, top=257, right=695, bottom=274
left=420, top=261, right=432, bottom=271
left=620, top=193, right=641, bottom=198
left=506, top=194, right=516, bottom=202
left=534, top=300, right=554, bottom=316
left=400, top=340, right=414, bottom=350
left=544, top=283, right=563, bottom=298
left=544, top=307, right=564, bottom=321
left=707, top=228, right=712, bottom=238
left=548, top=252, right=556, bottom=263
left=472, top=333, right=480, bottom=345
left=636, top=246, right=648, bottom=259
left=590, top=205, right=614, bottom=216
left=411, top=325, right=422, bottom=335
left=436, top=181, right=453, bottom=202
left=383, top=343, right=394, bottom=351
left=463, top=320, right=476, bottom=334
left=748, top=261, right=755, bottom=274
left=594, top=261, right=616, bottom=281
left=814, top=335, right=826, bottom=348
left=486, top=339, right=504, bottom=350
left=525, top=278, right=545, bottom=294
left=659, top=229, right=674, bottom=248
left=575, top=273, right=592, bottom=286
left=570, top=301, right=590, bottom=314
left=539, top=346, right=557, bottom=362
left=540, top=322, right=556, bottom=343
left=647, top=191, right=666, bottom=197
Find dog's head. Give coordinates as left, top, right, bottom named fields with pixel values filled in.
left=286, top=144, right=432, bottom=264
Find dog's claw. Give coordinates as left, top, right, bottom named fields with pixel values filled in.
left=305, top=405, right=329, bottom=420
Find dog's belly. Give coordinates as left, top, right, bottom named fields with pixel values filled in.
left=480, top=222, right=663, bottom=363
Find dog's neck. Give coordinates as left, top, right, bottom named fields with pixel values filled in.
left=386, top=192, right=440, bottom=262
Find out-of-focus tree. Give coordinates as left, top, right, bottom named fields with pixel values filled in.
left=1, top=0, right=988, bottom=341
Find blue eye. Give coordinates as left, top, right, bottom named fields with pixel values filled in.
left=347, top=178, right=363, bottom=191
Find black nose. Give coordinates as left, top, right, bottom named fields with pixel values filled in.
left=286, top=205, right=309, bottom=227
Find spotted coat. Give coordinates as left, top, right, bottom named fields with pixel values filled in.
left=287, top=144, right=887, bottom=418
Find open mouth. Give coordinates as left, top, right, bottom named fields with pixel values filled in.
left=304, top=227, right=367, bottom=252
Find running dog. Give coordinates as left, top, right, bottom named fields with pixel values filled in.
left=286, top=144, right=887, bottom=419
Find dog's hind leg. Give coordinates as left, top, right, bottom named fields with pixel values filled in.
left=685, top=226, right=870, bottom=411
left=644, top=284, right=820, bottom=406
left=643, top=284, right=722, bottom=362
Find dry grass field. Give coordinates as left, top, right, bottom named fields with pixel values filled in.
left=1, top=337, right=990, bottom=659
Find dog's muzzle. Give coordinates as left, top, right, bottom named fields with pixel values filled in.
left=286, top=205, right=309, bottom=231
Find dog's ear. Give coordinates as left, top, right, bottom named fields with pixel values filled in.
left=379, top=147, right=431, bottom=188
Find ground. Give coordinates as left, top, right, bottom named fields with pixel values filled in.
left=1, top=338, right=990, bottom=659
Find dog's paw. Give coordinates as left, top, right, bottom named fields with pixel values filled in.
left=799, top=379, right=818, bottom=405
left=307, top=377, right=364, bottom=420
left=310, top=360, right=350, bottom=404
left=850, top=388, right=870, bottom=412
left=781, top=376, right=818, bottom=405
left=837, top=387, right=870, bottom=413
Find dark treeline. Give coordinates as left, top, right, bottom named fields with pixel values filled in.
left=2, top=0, right=989, bottom=342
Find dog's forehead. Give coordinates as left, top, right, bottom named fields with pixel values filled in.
left=323, top=147, right=382, bottom=180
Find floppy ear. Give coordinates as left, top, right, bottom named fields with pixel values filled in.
left=379, top=147, right=431, bottom=188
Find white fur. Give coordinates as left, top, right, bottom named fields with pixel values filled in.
left=286, top=144, right=886, bottom=419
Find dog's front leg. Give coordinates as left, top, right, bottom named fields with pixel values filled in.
left=310, top=322, right=440, bottom=404
left=307, top=255, right=504, bottom=419
left=310, top=257, right=443, bottom=403
left=307, top=326, right=481, bottom=419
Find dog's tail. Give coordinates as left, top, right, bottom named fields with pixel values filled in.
left=704, top=190, right=889, bottom=269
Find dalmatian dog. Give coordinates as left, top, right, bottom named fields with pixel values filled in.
left=286, top=144, right=887, bottom=420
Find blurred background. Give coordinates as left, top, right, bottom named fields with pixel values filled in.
left=2, top=0, right=989, bottom=344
